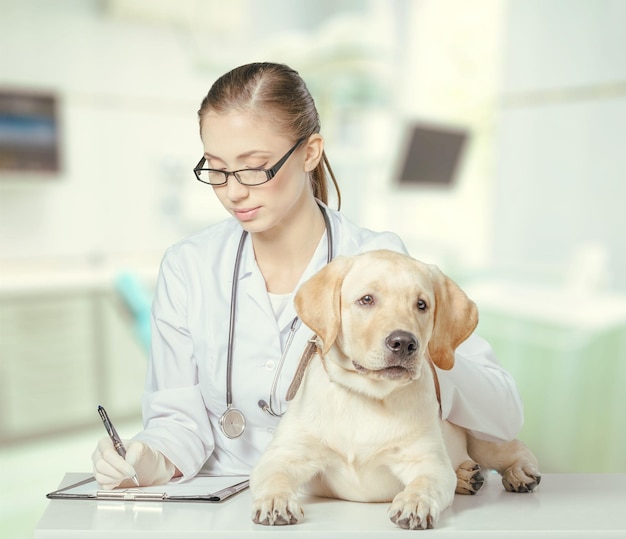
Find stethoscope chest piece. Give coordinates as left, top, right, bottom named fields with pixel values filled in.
left=219, top=406, right=246, bottom=439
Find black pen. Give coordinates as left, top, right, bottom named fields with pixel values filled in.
left=97, top=405, right=140, bottom=487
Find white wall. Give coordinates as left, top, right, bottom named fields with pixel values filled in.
left=492, top=0, right=626, bottom=291
left=359, top=0, right=507, bottom=275
left=0, top=0, right=227, bottom=265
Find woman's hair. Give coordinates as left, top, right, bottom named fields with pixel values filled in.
left=197, top=62, right=341, bottom=209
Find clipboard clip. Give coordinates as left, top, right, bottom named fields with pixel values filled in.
left=96, top=490, right=165, bottom=501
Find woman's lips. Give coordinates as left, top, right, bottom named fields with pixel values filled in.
left=233, top=207, right=260, bottom=221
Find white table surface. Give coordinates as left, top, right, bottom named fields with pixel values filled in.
left=35, top=472, right=626, bottom=538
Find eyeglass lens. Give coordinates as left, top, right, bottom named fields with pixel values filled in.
left=195, top=169, right=267, bottom=186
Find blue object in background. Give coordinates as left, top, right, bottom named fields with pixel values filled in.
left=115, top=272, right=152, bottom=353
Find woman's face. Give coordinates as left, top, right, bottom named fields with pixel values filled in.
left=199, top=110, right=317, bottom=235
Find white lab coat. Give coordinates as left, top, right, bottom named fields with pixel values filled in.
left=135, top=205, right=523, bottom=479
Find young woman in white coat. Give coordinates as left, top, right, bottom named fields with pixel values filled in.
left=92, top=62, right=524, bottom=488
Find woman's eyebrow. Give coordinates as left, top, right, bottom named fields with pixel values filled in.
left=203, top=149, right=272, bottom=160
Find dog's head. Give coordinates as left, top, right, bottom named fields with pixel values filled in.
left=292, top=249, right=478, bottom=399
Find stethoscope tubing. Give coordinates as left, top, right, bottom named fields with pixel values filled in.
left=223, top=203, right=333, bottom=433
left=260, top=316, right=302, bottom=417
left=226, top=229, right=249, bottom=409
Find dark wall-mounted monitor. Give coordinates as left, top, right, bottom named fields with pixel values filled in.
left=395, top=122, right=468, bottom=187
left=0, top=89, right=61, bottom=175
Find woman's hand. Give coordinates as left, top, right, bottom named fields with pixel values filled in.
left=92, top=437, right=176, bottom=489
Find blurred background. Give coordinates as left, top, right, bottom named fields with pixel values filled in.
left=1, top=0, right=625, bottom=537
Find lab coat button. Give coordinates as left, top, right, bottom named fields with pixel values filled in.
left=267, top=427, right=275, bottom=435
left=265, top=360, right=275, bottom=370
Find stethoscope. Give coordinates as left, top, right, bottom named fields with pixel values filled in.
left=219, top=204, right=334, bottom=439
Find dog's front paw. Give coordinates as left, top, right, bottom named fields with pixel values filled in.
left=501, top=461, right=541, bottom=493
left=251, top=495, right=303, bottom=526
left=388, top=492, right=441, bottom=530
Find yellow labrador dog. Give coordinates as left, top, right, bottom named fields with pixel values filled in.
left=250, top=250, right=540, bottom=530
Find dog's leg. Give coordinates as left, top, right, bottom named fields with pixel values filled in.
left=468, top=436, right=541, bottom=493
left=250, top=439, right=327, bottom=526
left=441, top=421, right=485, bottom=495
left=387, top=454, right=457, bottom=530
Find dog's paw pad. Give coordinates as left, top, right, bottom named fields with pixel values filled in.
left=501, top=462, right=542, bottom=493
left=455, top=460, right=485, bottom=495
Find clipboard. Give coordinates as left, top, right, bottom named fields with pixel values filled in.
left=46, top=474, right=249, bottom=503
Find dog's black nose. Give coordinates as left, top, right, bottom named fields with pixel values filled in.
left=385, top=330, right=418, bottom=357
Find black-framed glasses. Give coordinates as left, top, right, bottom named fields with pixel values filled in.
left=193, top=137, right=305, bottom=186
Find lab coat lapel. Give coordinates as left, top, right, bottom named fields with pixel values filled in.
left=238, top=236, right=275, bottom=325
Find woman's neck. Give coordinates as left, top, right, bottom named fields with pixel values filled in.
left=252, top=199, right=327, bottom=294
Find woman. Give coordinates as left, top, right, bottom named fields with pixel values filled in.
left=92, top=62, right=523, bottom=488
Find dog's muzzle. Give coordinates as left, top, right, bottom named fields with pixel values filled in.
left=352, top=330, right=419, bottom=381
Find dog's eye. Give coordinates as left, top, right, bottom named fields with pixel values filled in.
left=358, top=295, right=375, bottom=306
left=417, top=299, right=428, bottom=311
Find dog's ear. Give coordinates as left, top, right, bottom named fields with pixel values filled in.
left=294, top=256, right=353, bottom=355
left=427, top=264, right=479, bottom=370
